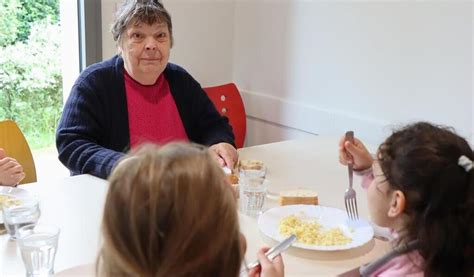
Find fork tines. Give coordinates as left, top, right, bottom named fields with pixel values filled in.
left=345, top=195, right=359, bottom=220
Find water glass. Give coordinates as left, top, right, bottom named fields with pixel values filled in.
left=239, top=162, right=267, bottom=179
left=2, top=198, right=40, bottom=240
left=17, top=224, right=60, bottom=277
left=239, top=177, right=269, bottom=217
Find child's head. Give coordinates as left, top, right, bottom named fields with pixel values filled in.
left=370, top=122, right=473, bottom=276
left=98, top=143, right=243, bottom=276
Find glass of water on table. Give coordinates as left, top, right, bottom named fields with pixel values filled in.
left=17, top=224, right=60, bottom=277
left=239, top=160, right=268, bottom=217
left=2, top=198, right=40, bottom=240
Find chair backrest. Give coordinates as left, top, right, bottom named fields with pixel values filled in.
left=203, top=83, right=247, bottom=148
left=0, top=120, right=37, bottom=184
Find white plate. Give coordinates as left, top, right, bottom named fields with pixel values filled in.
left=0, top=186, right=33, bottom=223
left=258, top=205, right=374, bottom=251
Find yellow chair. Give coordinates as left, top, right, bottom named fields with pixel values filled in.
left=0, top=120, right=37, bottom=184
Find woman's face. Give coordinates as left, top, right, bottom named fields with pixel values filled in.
left=367, top=161, right=393, bottom=227
left=119, top=21, right=171, bottom=84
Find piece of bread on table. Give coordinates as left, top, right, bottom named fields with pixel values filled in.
left=223, top=167, right=239, bottom=185
left=223, top=172, right=239, bottom=198
left=279, top=188, right=318, bottom=206
left=228, top=173, right=239, bottom=185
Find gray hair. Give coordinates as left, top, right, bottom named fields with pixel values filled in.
left=111, top=0, right=173, bottom=47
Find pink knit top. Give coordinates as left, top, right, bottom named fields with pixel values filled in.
left=124, top=71, right=188, bottom=148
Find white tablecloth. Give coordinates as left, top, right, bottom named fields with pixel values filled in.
left=1, top=137, right=389, bottom=276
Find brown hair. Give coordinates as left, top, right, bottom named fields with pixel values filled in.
left=98, top=143, right=242, bottom=276
left=377, top=122, right=474, bottom=276
left=111, top=0, right=174, bottom=47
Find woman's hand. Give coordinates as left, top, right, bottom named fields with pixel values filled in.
left=209, top=142, right=238, bottom=169
left=0, top=149, right=25, bottom=186
left=338, top=135, right=373, bottom=171
left=248, top=247, right=284, bottom=277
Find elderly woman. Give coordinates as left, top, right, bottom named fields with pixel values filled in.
left=56, top=0, right=237, bottom=179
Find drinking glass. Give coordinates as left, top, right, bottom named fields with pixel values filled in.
left=2, top=198, right=40, bottom=240
left=239, top=162, right=267, bottom=179
left=17, top=224, right=60, bottom=277
left=239, top=177, right=269, bottom=217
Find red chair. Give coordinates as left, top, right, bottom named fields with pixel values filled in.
left=203, top=83, right=246, bottom=148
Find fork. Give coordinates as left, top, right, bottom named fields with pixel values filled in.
left=241, top=234, right=296, bottom=274
left=344, top=131, right=359, bottom=220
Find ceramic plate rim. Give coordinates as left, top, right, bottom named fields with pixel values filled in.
left=257, top=204, right=374, bottom=251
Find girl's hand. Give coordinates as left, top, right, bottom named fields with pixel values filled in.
left=338, top=135, right=373, bottom=171
left=248, top=247, right=284, bottom=277
left=0, top=156, right=25, bottom=186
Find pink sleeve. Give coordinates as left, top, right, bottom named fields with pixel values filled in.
left=371, top=251, right=425, bottom=277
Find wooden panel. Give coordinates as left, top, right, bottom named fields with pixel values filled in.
left=0, top=120, right=37, bottom=184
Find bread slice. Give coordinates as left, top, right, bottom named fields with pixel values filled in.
left=279, top=188, right=318, bottom=206
left=228, top=173, right=239, bottom=185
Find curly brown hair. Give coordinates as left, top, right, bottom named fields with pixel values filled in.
left=98, top=143, right=242, bottom=276
left=377, top=122, right=474, bottom=276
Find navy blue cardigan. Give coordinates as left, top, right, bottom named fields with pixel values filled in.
left=56, top=55, right=234, bottom=179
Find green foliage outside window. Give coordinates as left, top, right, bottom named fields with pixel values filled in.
left=16, top=0, right=60, bottom=42
left=0, top=0, right=20, bottom=47
left=0, top=0, right=61, bottom=149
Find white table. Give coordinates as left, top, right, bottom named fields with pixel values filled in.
left=1, top=137, right=389, bottom=276
left=1, top=174, right=107, bottom=276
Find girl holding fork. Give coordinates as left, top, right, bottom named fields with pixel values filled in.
left=339, top=122, right=473, bottom=276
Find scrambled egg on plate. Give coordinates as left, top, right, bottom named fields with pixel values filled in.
left=279, top=214, right=352, bottom=246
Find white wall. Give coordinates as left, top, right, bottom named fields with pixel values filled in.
left=234, top=1, right=472, bottom=146
left=101, top=1, right=473, bottom=147
left=165, top=0, right=235, bottom=86
left=101, top=0, right=235, bottom=87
